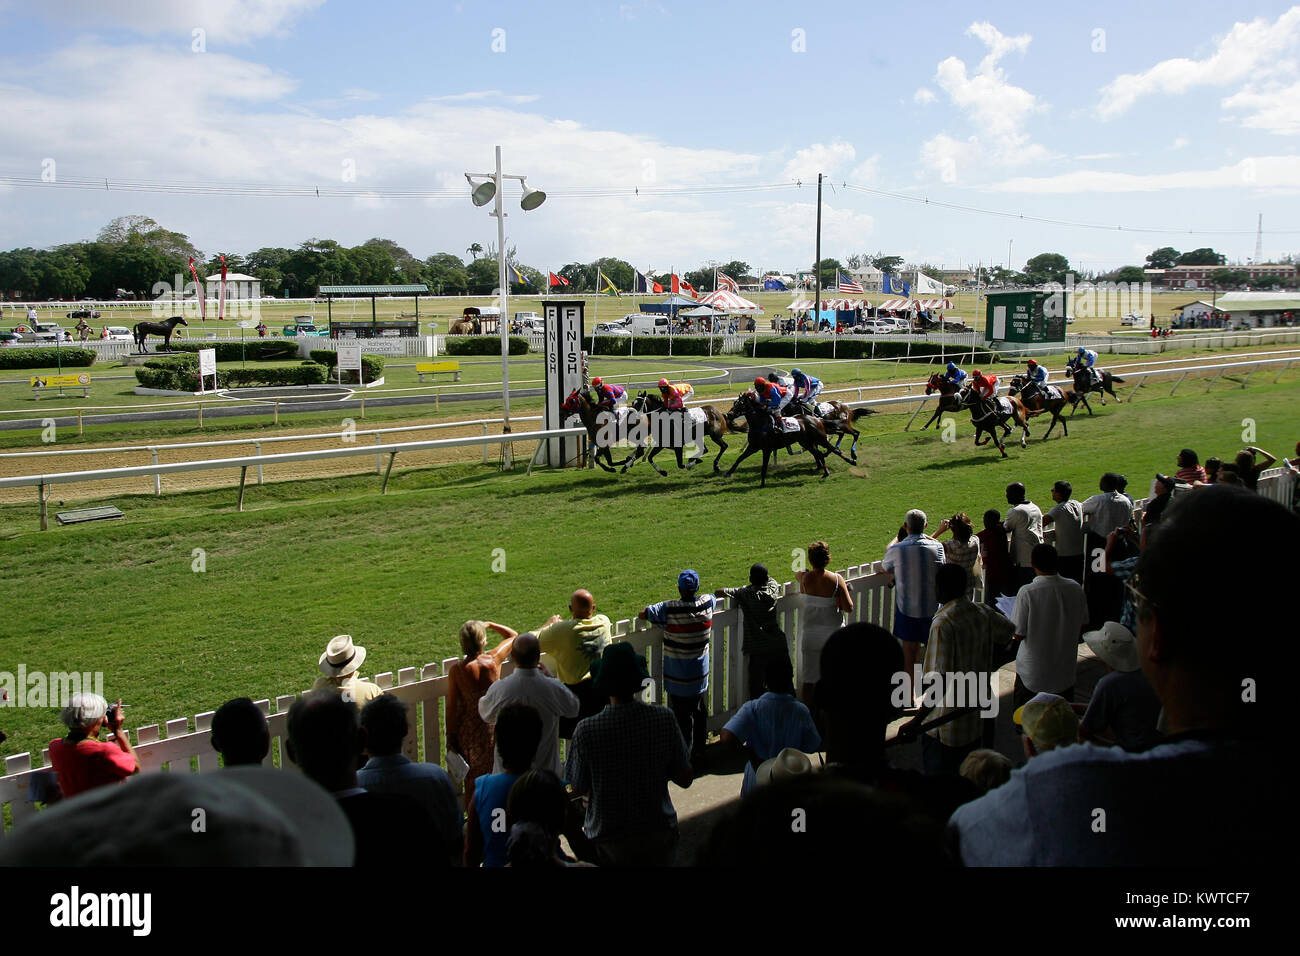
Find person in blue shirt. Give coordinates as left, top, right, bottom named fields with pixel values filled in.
left=753, top=377, right=789, bottom=429
left=789, top=368, right=823, bottom=414
left=943, top=361, right=968, bottom=387
left=720, top=655, right=820, bottom=796
left=1073, top=347, right=1099, bottom=385
left=1021, top=358, right=1048, bottom=404
left=587, top=376, right=626, bottom=411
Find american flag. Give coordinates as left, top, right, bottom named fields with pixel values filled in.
left=837, top=271, right=865, bottom=294
left=716, top=271, right=739, bottom=292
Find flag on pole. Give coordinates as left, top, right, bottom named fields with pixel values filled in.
left=716, top=271, right=739, bottom=292
left=913, top=271, right=944, bottom=294
left=219, top=255, right=228, bottom=322
left=188, top=256, right=206, bottom=322
left=598, top=270, right=619, bottom=295
left=836, top=270, right=865, bottom=294
left=507, top=263, right=531, bottom=286
left=671, top=274, right=697, bottom=298
left=548, top=271, right=569, bottom=287
left=634, top=269, right=662, bottom=294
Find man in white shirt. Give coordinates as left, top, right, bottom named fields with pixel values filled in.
left=1042, top=480, right=1084, bottom=583
left=1003, top=482, right=1043, bottom=593
left=479, top=633, right=579, bottom=776
left=1010, top=544, right=1088, bottom=709
left=1081, top=472, right=1134, bottom=569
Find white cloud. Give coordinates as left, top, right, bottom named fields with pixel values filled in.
left=1222, top=79, right=1300, bottom=135
left=922, top=21, right=1047, bottom=175
left=781, top=141, right=858, bottom=182
left=761, top=201, right=875, bottom=253
left=340, top=88, right=380, bottom=102
left=1097, top=8, right=1300, bottom=119
left=42, top=0, right=326, bottom=44
left=427, top=91, right=542, bottom=105
left=988, top=156, right=1300, bottom=192
left=1172, top=136, right=1190, bottom=149
left=913, top=87, right=936, bottom=104
left=849, top=154, right=881, bottom=183
left=920, top=133, right=974, bottom=184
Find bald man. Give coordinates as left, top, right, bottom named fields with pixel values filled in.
left=535, top=589, right=614, bottom=738
left=479, top=634, right=579, bottom=775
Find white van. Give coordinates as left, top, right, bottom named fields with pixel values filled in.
left=614, top=313, right=670, bottom=335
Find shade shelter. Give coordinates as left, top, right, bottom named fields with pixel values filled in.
left=318, top=284, right=430, bottom=334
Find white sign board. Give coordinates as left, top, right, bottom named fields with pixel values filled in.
left=337, top=344, right=362, bottom=370
left=992, top=306, right=1007, bottom=340
left=543, top=301, right=586, bottom=466
left=345, top=338, right=408, bottom=354
left=198, top=348, right=217, bottom=376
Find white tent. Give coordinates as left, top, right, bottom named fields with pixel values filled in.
left=696, top=289, right=763, bottom=312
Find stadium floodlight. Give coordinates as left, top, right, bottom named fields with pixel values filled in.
left=466, top=176, right=496, bottom=207
left=519, top=181, right=546, bottom=211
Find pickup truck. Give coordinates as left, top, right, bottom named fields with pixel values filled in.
left=282, top=316, right=328, bottom=336
left=19, top=322, right=66, bottom=342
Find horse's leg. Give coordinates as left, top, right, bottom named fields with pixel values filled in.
left=921, top=406, right=941, bottom=430
left=673, top=447, right=686, bottom=470
left=711, top=434, right=727, bottom=473
left=648, top=447, right=668, bottom=477
left=760, top=448, right=772, bottom=488
left=725, top=442, right=759, bottom=477
left=848, top=426, right=860, bottom=463
left=687, top=439, right=706, bottom=469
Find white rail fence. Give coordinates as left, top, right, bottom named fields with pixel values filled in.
left=4, top=470, right=1292, bottom=835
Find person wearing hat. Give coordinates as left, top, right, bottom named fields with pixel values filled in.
left=1021, top=357, right=1048, bottom=405
left=587, top=376, right=625, bottom=412
left=312, top=634, right=385, bottom=710
left=721, top=655, right=820, bottom=796
left=715, top=562, right=788, bottom=702
left=1141, top=474, right=1177, bottom=548
left=1079, top=622, right=1163, bottom=752
left=47, top=692, right=139, bottom=799
left=657, top=378, right=692, bottom=412
left=564, top=642, right=694, bottom=867
left=788, top=367, right=823, bottom=415
left=1013, top=692, right=1080, bottom=758
left=639, top=569, right=716, bottom=763
left=753, top=747, right=815, bottom=787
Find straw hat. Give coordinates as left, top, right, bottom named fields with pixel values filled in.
left=318, top=634, right=366, bottom=678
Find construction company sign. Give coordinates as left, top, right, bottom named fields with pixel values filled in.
left=543, top=300, right=585, bottom=467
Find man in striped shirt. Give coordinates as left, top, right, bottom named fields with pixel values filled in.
left=881, top=510, right=946, bottom=704
left=640, top=569, right=716, bottom=763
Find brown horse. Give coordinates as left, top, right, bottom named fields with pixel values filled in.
left=560, top=390, right=635, bottom=473
left=961, top=387, right=1030, bottom=458
left=921, top=373, right=968, bottom=430
left=1066, top=359, right=1124, bottom=414
left=724, top=391, right=849, bottom=487
left=786, top=397, right=871, bottom=463
left=448, top=319, right=477, bottom=334
left=621, top=391, right=741, bottom=475
left=1007, top=374, right=1072, bottom=441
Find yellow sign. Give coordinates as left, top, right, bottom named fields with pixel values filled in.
left=31, top=374, right=91, bottom=388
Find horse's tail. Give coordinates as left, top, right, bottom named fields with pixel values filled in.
left=1110, top=375, right=1125, bottom=383
left=850, top=407, right=876, bottom=423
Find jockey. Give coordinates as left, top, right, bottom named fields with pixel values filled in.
left=789, top=367, right=823, bottom=413
left=1075, top=346, right=1099, bottom=384
left=753, top=376, right=788, bottom=428
left=587, top=376, right=626, bottom=410
left=970, top=369, right=998, bottom=413
left=943, top=361, right=968, bottom=387
left=657, top=378, right=693, bottom=411
left=1022, top=358, right=1048, bottom=403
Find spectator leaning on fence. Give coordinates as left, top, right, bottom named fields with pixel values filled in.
left=312, top=634, right=385, bottom=709
left=478, top=632, right=579, bottom=777
left=564, top=642, right=694, bottom=867
left=48, top=693, right=140, bottom=799
left=949, top=485, right=1288, bottom=865
left=1174, top=449, right=1207, bottom=484
left=446, top=620, right=515, bottom=800
left=357, top=693, right=464, bottom=866
left=640, top=569, right=716, bottom=763
left=210, top=697, right=270, bottom=767
left=1042, top=481, right=1084, bottom=584
left=534, top=589, right=613, bottom=738
left=881, top=510, right=945, bottom=704
left=715, top=562, right=789, bottom=702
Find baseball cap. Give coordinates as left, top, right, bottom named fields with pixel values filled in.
left=1012, top=693, right=1079, bottom=752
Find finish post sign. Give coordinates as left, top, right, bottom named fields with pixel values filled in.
left=543, top=301, right=586, bottom=467
left=336, top=343, right=363, bottom=385
left=197, top=348, right=218, bottom=393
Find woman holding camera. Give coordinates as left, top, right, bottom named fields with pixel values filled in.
left=48, top=693, right=140, bottom=799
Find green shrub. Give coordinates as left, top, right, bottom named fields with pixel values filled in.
left=308, top=349, right=386, bottom=383
left=0, top=347, right=97, bottom=369
left=585, top=336, right=725, bottom=356
left=751, top=337, right=998, bottom=363
left=443, top=336, right=530, bottom=356
left=135, top=362, right=329, bottom=390
left=169, top=341, right=299, bottom=361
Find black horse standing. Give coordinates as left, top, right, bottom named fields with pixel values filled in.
left=133, top=316, right=188, bottom=353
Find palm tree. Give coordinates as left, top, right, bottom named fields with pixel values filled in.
left=466, top=243, right=483, bottom=260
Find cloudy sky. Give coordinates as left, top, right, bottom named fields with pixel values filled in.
left=1, top=0, right=1298, bottom=275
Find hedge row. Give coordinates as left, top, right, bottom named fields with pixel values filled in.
left=0, top=347, right=97, bottom=369
left=583, top=336, right=721, bottom=356
left=442, top=336, right=530, bottom=356
left=751, top=338, right=1001, bottom=363
left=308, top=349, right=386, bottom=384
left=168, top=341, right=300, bottom=361
left=136, top=361, right=329, bottom=390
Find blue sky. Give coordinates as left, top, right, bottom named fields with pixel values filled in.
left=1, top=0, right=1298, bottom=276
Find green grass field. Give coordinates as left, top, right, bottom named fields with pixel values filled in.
left=2, top=373, right=1296, bottom=760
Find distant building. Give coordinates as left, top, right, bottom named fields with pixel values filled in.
left=1144, top=263, right=1296, bottom=289
left=1174, top=300, right=1218, bottom=322
left=937, top=267, right=977, bottom=286
left=205, top=272, right=262, bottom=300
left=848, top=264, right=883, bottom=287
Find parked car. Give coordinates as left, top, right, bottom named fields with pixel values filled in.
left=66, top=308, right=101, bottom=319
left=20, top=322, right=65, bottom=342
left=102, top=326, right=133, bottom=341
left=1, top=330, right=23, bottom=345
left=853, top=320, right=897, bottom=335
left=594, top=322, right=631, bottom=336
left=282, top=315, right=327, bottom=336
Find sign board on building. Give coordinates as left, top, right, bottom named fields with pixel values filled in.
left=543, top=301, right=586, bottom=467
left=984, top=291, right=1066, bottom=346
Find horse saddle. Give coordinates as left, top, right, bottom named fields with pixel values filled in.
left=685, top=407, right=707, bottom=426
left=778, top=417, right=802, bottom=433
left=1043, top=386, right=1063, bottom=401
left=815, top=401, right=835, bottom=418
left=995, top=397, right=1014, bottom=416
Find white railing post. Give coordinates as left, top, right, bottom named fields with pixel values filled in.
left=255, top=441, right=264, bottom=485
left=151, top=448, right=161, bottom=495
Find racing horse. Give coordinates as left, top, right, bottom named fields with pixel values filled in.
left=1066, top=359, right=1124, bottom=414
left=132, top=316, right=187, bottom=353
left=784, top=395, right=871, bottom=464
left=961, top=387, right=1031, bottom=459
left=1007, top=374, right=1072, bottom=441
left=921, top=373, right=968, bottom=431
left=621, top=391, right=740, bottom=475
left=561, top=389, right=636, bottom=473
left=723, top=391, right=850, bottom=487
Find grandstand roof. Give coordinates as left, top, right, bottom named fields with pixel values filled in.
left=318, top=284, right=430, bottom=295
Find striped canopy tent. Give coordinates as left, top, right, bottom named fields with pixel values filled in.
left=787, top=299, right=869, bottom=311
left=915, top=298, right=953, bottom=310
left=876, top=299, right=919, bottom=312
left=697, top=289, right=763, bottom=312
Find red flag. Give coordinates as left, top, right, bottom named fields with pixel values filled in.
left=680, top=277, right=697, bottom=298
left=549, top=271, right=569, bottom=287
left=652, top=278, right=663, bottom=293
left=188, top=256, right=206, bottom=322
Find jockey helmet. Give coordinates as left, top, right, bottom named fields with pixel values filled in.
left=591, top=376, right=603, bottom=387
left=791, top=367, right=804, bottom=380
left=658, top=378, right=670, bottom=388
left=1077, top=346, right=1086, bottom=355
left=1027, top=359, right=1037, bottom=367
left=754, top=376, right=769, bottom=391
left=972, top=370, right=983, bottom=379
left=947, top=362, right=957, bottom=372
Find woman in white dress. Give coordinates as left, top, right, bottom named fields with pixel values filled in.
left=796, top=541, right=854, bottom=708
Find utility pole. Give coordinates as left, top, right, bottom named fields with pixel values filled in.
left=814, top=172, right=823, bottom=337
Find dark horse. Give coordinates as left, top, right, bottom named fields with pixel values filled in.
left=921, top=373, right=968, bottom=430
left=561, top=389, right=635, bottom=473
left=961, top=387, right=1030, bottom=459
left=622, top=392, right=741, bottom=475
left=133, top=316, right=187, bottom=353
left=1066, top=359, right=1124, bottom=414
left=723, top=391, right=849, bottom=487
left=785, top=396, right=870, bottom=463
left=1007, top=374, right=1072, bottom=441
